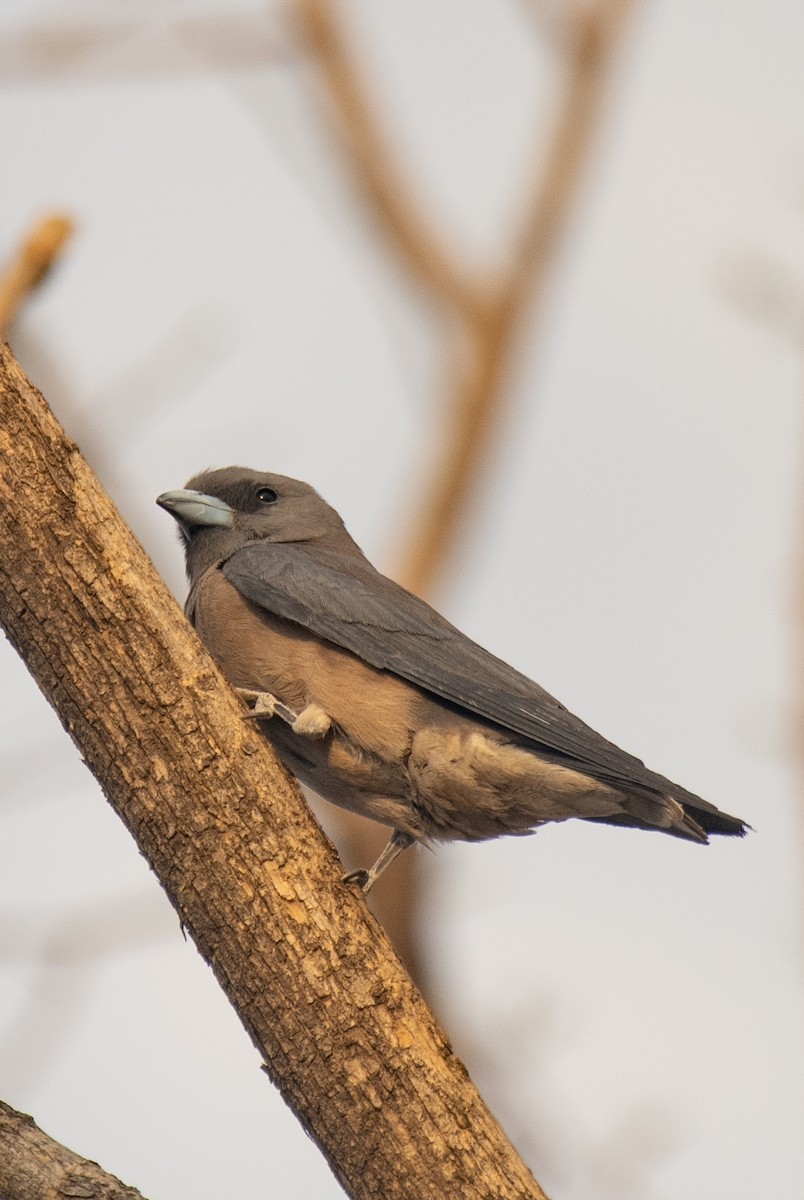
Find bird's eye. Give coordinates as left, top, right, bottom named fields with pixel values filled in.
left=256, top=487, right=278, bottom=505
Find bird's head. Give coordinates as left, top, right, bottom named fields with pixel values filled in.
left=157, top=467, right=360, bottom=581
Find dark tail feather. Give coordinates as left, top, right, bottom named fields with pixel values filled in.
left=669, top=788, right=749, bottom=840
left=686, top=804, right=749, bottom=838
left=589, top=789, right=749, bottom=843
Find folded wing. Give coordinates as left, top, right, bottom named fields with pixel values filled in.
left=223, top=542, right=745, bottom=835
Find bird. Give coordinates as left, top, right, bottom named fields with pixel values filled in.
left=157, top=467, right=747, bottom=891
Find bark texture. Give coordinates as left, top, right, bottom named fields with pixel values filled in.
left=0, top=1099, right=146, bottom=1200
left=0, top=342, right=548, bottom=1200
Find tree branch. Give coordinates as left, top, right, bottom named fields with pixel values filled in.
left=295, top=0, right=634, bottom=597
left=296, top=0, right=486, bottom=323
left=0, top=215, right=74, bottom=334
left=0, top=341, right=547, bottom=1198
left=395, top=0, right=636, bottom=598
left=0, top=1098, right=147, bottom=1200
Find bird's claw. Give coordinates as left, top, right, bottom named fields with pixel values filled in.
left=236, top=688, right=300, bottom=726
left=341, top=867, right=371, bottom=891
left=236, top=689, right=332, bottom=737
left=341, top=829, right=415, bottom=895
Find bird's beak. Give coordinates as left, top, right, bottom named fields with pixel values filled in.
left=156, top=489, right=235, bottom=530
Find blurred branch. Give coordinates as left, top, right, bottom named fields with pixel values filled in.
left=519, top=0, right=581, bottom=49
left=296, top=0, right=634, bottom=599
left=0, top=891, right=173, bottom=1093
left=718, top=247, right=804, bottom=342
left=0, top=343, right=548, bottom=1200
left=0, top=1098, right=147, bottom=1200
left=0, top=15, right=293, bottom=82
left=400, top=0, right=634, bottom=598
left=0, top=215, right=74, bottom=334
left=297, top=0, right=482, bottom=320
left=717, top=234, right=804, bottom=936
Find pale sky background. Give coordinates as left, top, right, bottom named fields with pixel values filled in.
left=0, top=2, right=802, bottom=1198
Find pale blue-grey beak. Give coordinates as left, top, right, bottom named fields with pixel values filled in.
left=156, top=489, right=234, bottom=530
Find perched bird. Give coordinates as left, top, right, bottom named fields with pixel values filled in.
left=157, top=468, right=747, bottom=890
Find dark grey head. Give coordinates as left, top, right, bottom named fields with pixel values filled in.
left=157, top=467, right=361, bottom=582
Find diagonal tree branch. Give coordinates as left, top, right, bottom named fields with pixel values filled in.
left=0, top=340, right=548, bottom=1199
left=0, top=1098, right=147, bottom=1200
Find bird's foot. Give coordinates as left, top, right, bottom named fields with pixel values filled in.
left=236, top=688, right=300, bottom=726
left=236, top=690, right=332, bottom=737
left=342, top=829, right=415, bottom=894
left=341, top=867, right=371, bottom=890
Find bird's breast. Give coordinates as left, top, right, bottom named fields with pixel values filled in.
left=190, top=567, right=432, bottom=820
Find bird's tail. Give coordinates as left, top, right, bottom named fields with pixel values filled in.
left=590, top=788, right=748, bottom=842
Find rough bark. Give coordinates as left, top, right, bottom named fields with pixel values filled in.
left=0, top=1099, right=147, bottom=1200
left=0, top=341, right=548, bottom=1199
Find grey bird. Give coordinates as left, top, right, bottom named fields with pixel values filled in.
left=157, top=467, right=747, bottom=890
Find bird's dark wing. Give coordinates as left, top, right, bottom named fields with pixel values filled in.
left=222, top=542, right=736, bottom=826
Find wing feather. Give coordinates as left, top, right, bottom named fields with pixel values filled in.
left=222, top=542, right=734, bottom=825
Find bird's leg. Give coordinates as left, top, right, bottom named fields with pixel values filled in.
left=236, top=687, right=300, bottom=726
left=236, top=689, right=332, bottom=737
left=342, top=829, right=415, bottom=894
